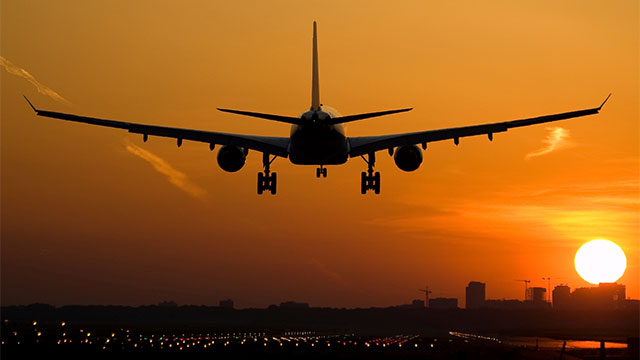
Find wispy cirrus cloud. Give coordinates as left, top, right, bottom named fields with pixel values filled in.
left=525, top=127, right=574, bottom=159
left=1, top=56, right=71, bottom=105
left=307, top=258, right=351, bottom=289
left=125, top=143, right=207, bottom=200
left=372, top=178, right=639, bottom=247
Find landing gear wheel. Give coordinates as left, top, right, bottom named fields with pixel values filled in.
left=361, top=172, right=367, bottom=194
left=257, top=172, right=264, bottom=195
left=373, top=172, right=380, bottom=194
left=316, top=166, right=328, bottom=178
left=270, top=172, right=277, bottom=195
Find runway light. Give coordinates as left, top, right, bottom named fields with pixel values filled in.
left=61, top=322, right=66, bottom=326
left=33, top=321, right=37, bottom=326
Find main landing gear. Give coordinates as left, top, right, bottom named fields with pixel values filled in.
left=316, top=165, right=327, bottom=178
left=360, top=152, right=380, bottom=194
left=258, top=153, right=277, bottom=195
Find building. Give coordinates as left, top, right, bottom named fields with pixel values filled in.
left=552, top=285, right=571, bottom=310
left=429, top=298, right=458, bottom=309
left=279, top=301, right=309, bottom=309
left=551, top=283, right=627, bottom=310
left=219, top=299, right=234, bottom=309
left=465, top=281, right=486, bottom=309
left=526, top=287, right=546, bottom=302
left=484, top=299, right=525, bottom=310
left=571, top=283, right=626, bottom=310
left=158, top=300, right=178, bottom=307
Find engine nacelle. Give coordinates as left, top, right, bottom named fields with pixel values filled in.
left=393, top=145, right=423, bottom=172
left=217, top=145, right=247, bottom=172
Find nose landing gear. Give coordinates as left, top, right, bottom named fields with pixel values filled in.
left=316, top=165, right=327, bottom=178
left=258, top=153, right=277, bottom=195
left=360, top=152, right=380, bottom=194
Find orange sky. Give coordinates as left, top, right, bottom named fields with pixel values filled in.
left=1, top=0, right=638, bottom=308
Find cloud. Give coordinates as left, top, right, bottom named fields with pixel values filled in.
left=525, top=127, right=574, bottom=159
left=0, top=56, right=71, bottom=105
left=373, top=178, right=639, bottom=248
left=125, top=143, right=207, bottom=200
left=307, top=259, right=351, bottom=289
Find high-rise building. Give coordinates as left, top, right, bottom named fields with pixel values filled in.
left=219, top=299, right=234, bottom=309
left=552, top=285, right=571, bottom=309
left=526, top=287, right=546, bottom=302
left=571, top=283, right=626, bottom=310
left=598, top=282, right=625, bottom=302
left=465, top=281, right=486, bottom=309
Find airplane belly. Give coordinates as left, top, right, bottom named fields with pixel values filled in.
left=288, top=127, right=348, bottom=165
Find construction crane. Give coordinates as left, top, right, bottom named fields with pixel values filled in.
left=542, top=277, right=565, bottom=303
left=418, top=286, right=432, bottom=308
left=514, top=279, right=531, bottom=300
left=542, top=277, right=551, bottom=302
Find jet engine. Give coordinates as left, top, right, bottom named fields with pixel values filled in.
left=217, top=145, right=247, bottom=172
left=393, top=145, right=423, bottom=172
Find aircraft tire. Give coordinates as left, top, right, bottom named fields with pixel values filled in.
left=258, top=172, right=264, bottom=195
left=270, top=172, right=277, bottom=195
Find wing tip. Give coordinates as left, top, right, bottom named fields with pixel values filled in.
left=23, top=95, right=38, bottom=112
left=598, top=93, right=612, bottom=110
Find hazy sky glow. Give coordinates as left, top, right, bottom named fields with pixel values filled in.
left=1, top=0, right=638, bottom=308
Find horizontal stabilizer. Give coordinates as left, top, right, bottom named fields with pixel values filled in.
left=329, top=108, right=412, bottom=125
left=217, top=108, right=303, bottom=125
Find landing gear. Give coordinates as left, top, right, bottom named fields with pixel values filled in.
left=258, top=153, right=277, bottom=195
left=315, top=165, right=327, bottom=178
left=360, top=152, right=380, bottom=194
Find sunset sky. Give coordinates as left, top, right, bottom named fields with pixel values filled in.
left=2, top=0, right=638, bottom=308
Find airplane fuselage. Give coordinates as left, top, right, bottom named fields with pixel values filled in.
left=288, top=107, right=348, bottom=165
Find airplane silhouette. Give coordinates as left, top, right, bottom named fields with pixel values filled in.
left=24, top=22, right=610, bottom=195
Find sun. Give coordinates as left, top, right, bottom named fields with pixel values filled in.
left=574, top=239, right=626, bottom=284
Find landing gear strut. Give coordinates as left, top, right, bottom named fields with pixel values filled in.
left=316, top=165, right=327, bottom=178
left=360, top=152, right=380, bottom=194
left=258, top=153, right=277, bottom=195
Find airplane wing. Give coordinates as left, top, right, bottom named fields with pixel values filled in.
left=348, top=94, right=610, bottom=157
left=24, top=97, right=290, bottom=157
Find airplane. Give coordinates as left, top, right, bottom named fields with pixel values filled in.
left=24, top=21, right=610, bottom=195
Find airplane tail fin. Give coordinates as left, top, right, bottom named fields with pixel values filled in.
left=311, top=21, right=320, bottom=111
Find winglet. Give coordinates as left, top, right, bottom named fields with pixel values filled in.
left=598, top=93, right=612, bottom=110
left=23, top=95, right=38, bottom=112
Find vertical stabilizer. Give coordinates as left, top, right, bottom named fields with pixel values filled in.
left=311, top=21, right=320, bottom=111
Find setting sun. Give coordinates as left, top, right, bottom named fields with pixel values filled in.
left=575, top=240, right=627, bottom=285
